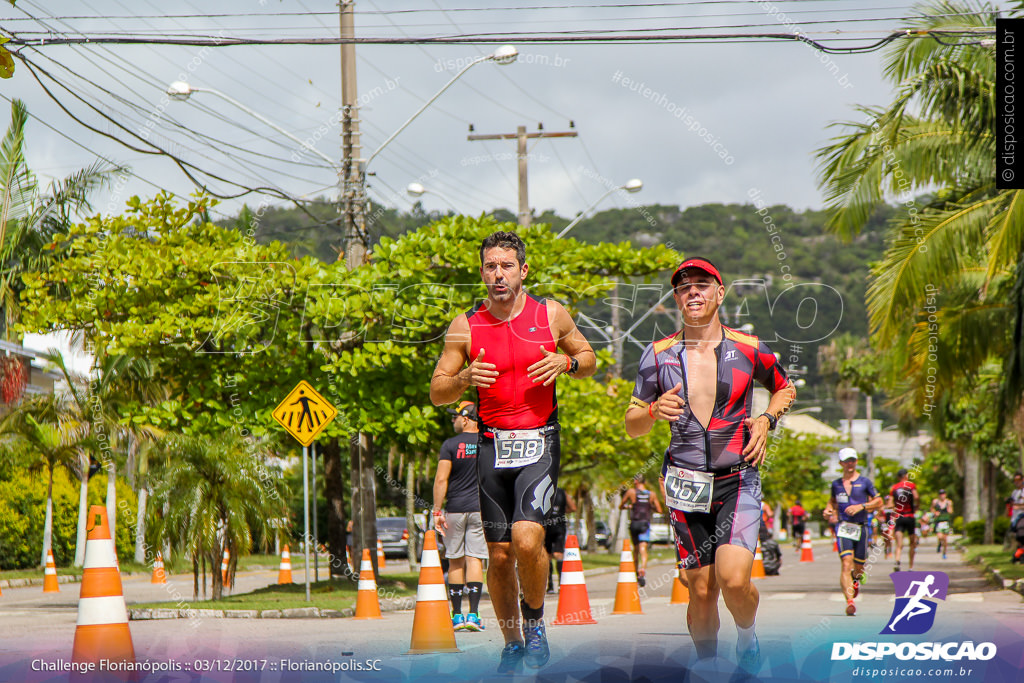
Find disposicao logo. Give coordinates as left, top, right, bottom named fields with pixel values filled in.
left=882, top=571, right=948, bottom=635
left=831, top=571, right=997, bottom=663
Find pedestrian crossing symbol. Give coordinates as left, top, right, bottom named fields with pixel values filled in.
left=272, top=381, right=337, bottom=446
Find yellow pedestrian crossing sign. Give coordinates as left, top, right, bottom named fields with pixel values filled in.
left=272, top=381, right=337, bottom=446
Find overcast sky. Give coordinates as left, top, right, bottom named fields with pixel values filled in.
left=2, top=0, right=1006, bottom=225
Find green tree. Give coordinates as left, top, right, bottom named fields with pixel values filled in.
left=815, top=1, right=1024, bottom=423
left=148, top=432, right=288, bottom=600
left=0, top=393, right=83, bottom=566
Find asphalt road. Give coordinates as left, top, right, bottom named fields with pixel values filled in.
left=1, top=540, right=1022, bottom=682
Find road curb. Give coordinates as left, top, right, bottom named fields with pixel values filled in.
left=957, top=542, right=1024, bottom=598
left=129, top=597, right=415, bottom=621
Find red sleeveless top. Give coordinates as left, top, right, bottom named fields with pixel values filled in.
left=466, top=293, right=557, bottom=430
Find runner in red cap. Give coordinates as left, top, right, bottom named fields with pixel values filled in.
left=431, top=230, right=596, bottom=673
left=624, top=256, right=796, bottom=670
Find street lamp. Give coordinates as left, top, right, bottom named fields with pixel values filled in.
left=406, top=182, right=457, bottom=211
left=166, top=81, right=342, bottom=175
left=557, top=178, right=643, bottom=238
left=363, top=45, right=518, bottom=170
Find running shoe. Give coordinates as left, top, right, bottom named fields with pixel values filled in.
left=522, top=620, right=551, bottom=668
left=464, top=613, right=485, bottom=631
left=637, top=573, right=646, bottom=588
left=497, top=641, right=525, bottom=674
left=736, top=633, right=761, bottom=671
left=452, top=613, right=467, bottom=631
left=894, top=561, right=901, bottom=572
left=846, top=600, right=856, bottom=616
left=851, top=580, right=859, bottom=599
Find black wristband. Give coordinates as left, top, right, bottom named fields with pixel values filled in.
left=759, top=412, right=778, bottom=431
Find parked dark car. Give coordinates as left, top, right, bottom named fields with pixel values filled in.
left=593, top=520, right=611, bottom=549
left=376, top=517, right=411, bottom=558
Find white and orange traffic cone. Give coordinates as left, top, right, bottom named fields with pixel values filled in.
left=354, top=549, right=383, bottom=619
left=221, top=548, right=231, bottom=588
left=611, top=539, right=643, bottom=615
left=800, top=529, right=815, bottom=563
left=377, top=539, right=386, bottom=570
left=43, top=548, right=60, bottom=593
left=277, top=545, right=293, bottom=584
left=151, top=552, right=167, bottom=585
left=832, top=530, right=839, bottom=553
left=72, top=505, right=134, bottom=665
left=407, top=530, right=459, bottom=654
left=552, top=534, right=596, bottom=625
left=751, top=539, right=766, bottom=579
left=670, top=574, right=690, bottom=604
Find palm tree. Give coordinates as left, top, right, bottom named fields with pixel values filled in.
left=148, top=432, right=288, bottom=600
left=43, top=349, right=164, bottom=566
left=0, top=99, right=121, bottom=342
left=816, top=1, right=1023, bottom=421
left=0, top=393, right=83, bottom=565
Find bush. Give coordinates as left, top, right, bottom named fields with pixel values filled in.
left=953, top=516, right=964, bottom=533
left=964, top=520, right=985, bottom=545
left=995, top=516, right=1010, bottom=540
left=0, top=468, right=137, bottom=570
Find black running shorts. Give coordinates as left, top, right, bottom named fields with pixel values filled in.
left=894, top=516, right=916, bottom=535
left=670, top=466, right=761, bottom=570
left=477, top=425, right=561, bottom=544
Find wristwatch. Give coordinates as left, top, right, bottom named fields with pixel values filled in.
left=759, top=412, right=778, bottom=431
left=567, top=356, right=580, bottom=375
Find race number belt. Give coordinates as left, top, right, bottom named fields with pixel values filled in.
left=837, top=521, right=862, bottom=541
left=492, top=428, right=546, bottom=469
left=664, top=465, right=714, bottom=514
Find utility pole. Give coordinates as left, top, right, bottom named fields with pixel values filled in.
left=468, top=124, right=577, bottom=228
left=339, top=0, right=377, bottom=577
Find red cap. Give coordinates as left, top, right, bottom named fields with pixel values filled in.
left=671, top=258, right=722, bottom=287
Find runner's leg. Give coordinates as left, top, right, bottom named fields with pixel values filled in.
left=685, top=564, right=721, bottom=659
left=486, top=542, right=520, bottom=643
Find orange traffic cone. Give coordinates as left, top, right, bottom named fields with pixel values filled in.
left=221, top=548, right=231, bottom=588
left=670, top=574, right=690, bottom=604
left=354, top=549, right=383, bottom=619
left=277, top=545, right=293, bottom=584
left=151, top=552, right=167, bottom=585
left=552, top=534, right=596, bottom=625
left=832, top=530, right=839, bottom=553
left=43, top=548, right=60, bottom=593
left=407, top=530, right=459, bottom=654
left=611, top=539, right=642, bottom=615
left=72, top=506, right=134, bottom=665
left=751, top=539, right=766, bottom=579
left=377, top=539, right=386, bottom=570
left=800, top=529, right=815, bottom=563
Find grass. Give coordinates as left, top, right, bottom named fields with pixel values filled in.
left=580, top=544, right=677, bottom=569
left=2, top=560, right=153, bottom=580
left=961, top=544, right=1024, bottom=582
left=131, top=572, right=421, bottom=613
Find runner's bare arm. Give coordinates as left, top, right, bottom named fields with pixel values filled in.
left=432, top=460, right=452, bottom=532
left=741, top=382, right=797, bottom=465
left=566, top=495, right=577, bottom=514
left=430, top=315, right=498, bottom=405
left=619, top=488, right=635, bottom=509
left=652, top=492, right=664, bottom=514
left=527, top=300, right=597, bottom=385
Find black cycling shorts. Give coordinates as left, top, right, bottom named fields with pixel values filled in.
left=544, top=523, right=567, bottom=555
left=894, top=516, right=917, bottom=535
left=477, top=424, right=561, bottom=544
left=792, top=522, right=806, bottom=539
left=836, top=524, right=870, bottom=563
left=670, top=466, right=761, bottom=570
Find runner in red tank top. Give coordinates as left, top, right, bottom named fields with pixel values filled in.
left=430, top=231, right=595, bottom=672
left=886, top=468, right=920, bottom=571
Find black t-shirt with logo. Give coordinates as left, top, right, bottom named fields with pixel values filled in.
left=439, top=433, right=480, bottom=513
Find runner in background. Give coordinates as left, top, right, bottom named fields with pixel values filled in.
left=620, top=474, right=663, bottom=587
left=823, top=448, right=883, bottom=617
left=887, top=468, right=919, bottom=572
left=433, top=400, right=488, bottom=632
left=789, top=500, right=807, bottom=553
left=544, top=486, right=576, bottom=593
left=931, top=489, right=953, bottom=560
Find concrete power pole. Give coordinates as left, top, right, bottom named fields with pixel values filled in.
left=339, top=0, right=377, bottom=577
left=340, top=0, right=366, bottom=269
left=468, top=124, right=577, bottom=228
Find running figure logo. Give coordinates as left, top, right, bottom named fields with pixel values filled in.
left=881, top=571, right=949, bottom=635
